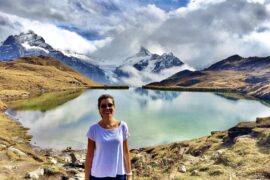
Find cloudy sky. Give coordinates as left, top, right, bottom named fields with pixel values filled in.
left=0, top=0, right=270, bottom=69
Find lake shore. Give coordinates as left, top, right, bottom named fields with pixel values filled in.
left=1, top=89, right=270, bottom=179
left=143, top=85, right=270, bottom=106
left=130, top=117, right=270, bottom=179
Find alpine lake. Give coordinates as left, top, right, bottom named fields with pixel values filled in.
left=5, top=88, right=270, bottom=150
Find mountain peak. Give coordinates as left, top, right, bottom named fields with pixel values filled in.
left=225, top=54, right=243, bottom=61
left=161, top=52, right=174, bottom=57
left=15, top=30, right=45, bottom=44
left=136, top=46, right=151, bottom=57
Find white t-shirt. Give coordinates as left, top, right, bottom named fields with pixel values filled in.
left=86, top=121, right=130, bottom=177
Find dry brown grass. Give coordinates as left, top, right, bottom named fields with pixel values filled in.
left=0, top=112, right=47, bottom=178
left=132, top=126, right=270, bottom=179
left=0, top=56, right=102, bottom=100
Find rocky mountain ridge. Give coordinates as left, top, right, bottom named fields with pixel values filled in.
left=147, top=54, right=270, bottom=100
left=0, top=32, right=195, bottom=86
left=0, top=31, right=108, bottom=84
left=114, top=46, right=194, bottom=86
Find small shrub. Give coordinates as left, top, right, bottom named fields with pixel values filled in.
left=208, top=169, right=224, bottom=176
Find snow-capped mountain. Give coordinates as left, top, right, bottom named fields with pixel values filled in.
left=113, top=47, right=194, bottom=86
left=0, top=31, right=109, bottom=83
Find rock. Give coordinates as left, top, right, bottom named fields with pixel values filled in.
left=199, top=155, right=208, bottom=161
left=8, top=146, right=26, bottom=156
left=228, top=122, right=256, bottom=140
left=64, top=155, right=72, bottom=163
left=190, top=144, right=211, bottom=157
left=4, top=165, right=17, bottom=170
left=211, top=150, right=224, bottom=161
left=211, top=131, right=226, bottom=138
left=71, top=172, right=84, bottom=180
left=130, top=149, right=140, bottom=154
left=178, top=165, right=186, bottom=173
left=256, top=117, right=270, bottom=128
left=191, top=170, right=199, bottom=176
left=49, top=157, right=57, bottom=164
left=233, top=135, right=252, bottom=143
left=25, top=167, right=44, bottom=179
left=70, top=153, right=79, bottom=164
left=63, top=146, right=75, bottom=153
left=0, top=100, right=7, bottom=111
left=0, top=144, right=7, bottom=150
left=69, top=153, right=84, bottom=167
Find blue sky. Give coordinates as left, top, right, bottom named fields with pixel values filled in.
left=0, top=0, right=270, bottom=68
left=139, top=0, right=189, bottom=11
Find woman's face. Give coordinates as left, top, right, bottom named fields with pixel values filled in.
left=99, top=98, right=115, bottom=118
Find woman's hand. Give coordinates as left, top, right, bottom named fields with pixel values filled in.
left=127, top=175, right=132, bottom=180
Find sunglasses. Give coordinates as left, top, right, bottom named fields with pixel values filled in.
left=100, top=103, right=114, bottom=109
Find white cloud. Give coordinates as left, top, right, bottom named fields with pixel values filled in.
left=115, top=63, right=194, bottom=87
left=1, top=0, right=270, bottom=69
left=247, top=0, right=265, bottom=4
left=0, top=11, right=112, bottom=54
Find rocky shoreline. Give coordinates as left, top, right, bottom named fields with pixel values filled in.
left=0, top=108, right=87, bottom=179
left=130, top=117, right=270, bottom=179
left=1, top=90, right=270, bottom=179
left=1, top=111, right=270, bottom=179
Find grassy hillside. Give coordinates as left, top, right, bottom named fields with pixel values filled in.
left=146, top=69, right=270, bottom=100
left=0, top=55, right=102, bottom=100
left=0, top=55, right=102, bottom=178
left=131, top=117, right=270, bottom=179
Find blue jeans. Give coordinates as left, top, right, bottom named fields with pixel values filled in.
left=90, top=174, right=126, bottom=180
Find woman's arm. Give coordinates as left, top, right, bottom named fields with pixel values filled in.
left=123, top=139, right=132, bottom=179
left=85, top=139, right=95, bottom=180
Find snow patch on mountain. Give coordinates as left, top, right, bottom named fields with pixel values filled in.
left=62, top=50, right=104, bottom=65
left=113, top=47, right=194, bottom=86
left=0, top=31, right=109, bottom=83
left=22, top=42, right=49, bottom=54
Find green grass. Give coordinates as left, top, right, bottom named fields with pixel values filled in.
left=8, top=89, right=85, bottom=111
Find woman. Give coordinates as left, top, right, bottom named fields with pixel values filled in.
left=85, top=94, right=132, bottom=180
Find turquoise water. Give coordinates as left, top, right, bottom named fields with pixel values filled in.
left=6, top=88, right=270, bottom=150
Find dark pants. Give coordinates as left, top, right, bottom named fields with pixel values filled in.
left=90, top=174, right=126, bottom=180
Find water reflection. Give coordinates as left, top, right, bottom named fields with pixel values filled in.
left=134, top=88, right=179, bottom=101
left=6, top=88, right=270, bottom=150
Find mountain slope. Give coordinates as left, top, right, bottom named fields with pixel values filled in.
left=113, top=47, right=194, bottom=86
left=0, top=31, right=109, bottom=83
left=146, top=55, right=270, bottom=100
left=0, top=55, right=102, bottom=100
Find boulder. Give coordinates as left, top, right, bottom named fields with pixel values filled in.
left=228, top=122, right=256, bottom=139
left=8, top=146, right=26, bottom=156
left=63, top=146, right=75, bottom=153
left=49, top=157, right=57, bottom=164
left=191, top=170, right=199, bottom=176
left=178, top=165, right=186, bottom=173
left=69, top=153, right=84, bottom=167
left=25, top=167, right=44, bottom=179
left=256, top=117, right=270, bottom=128
left=211, top=149, right=224, bottom=161
left=228, top=117, right=270, bottom=141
